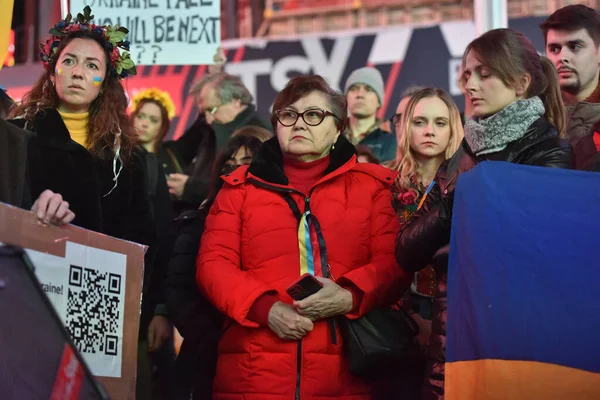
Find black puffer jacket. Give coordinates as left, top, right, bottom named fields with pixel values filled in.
left=9, top=109, right=154, bottom=245
left=395, top=117, right=572, bottom=400
left=164, top=207, right=224, bottom=400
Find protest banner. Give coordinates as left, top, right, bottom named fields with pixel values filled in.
left=70, top=0, right=221, bottom=65
left=0, top=202, right=146, bottom=400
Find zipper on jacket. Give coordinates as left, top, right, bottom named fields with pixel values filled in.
left=295, top=340, right=302, bottom=400
left=247, top=177, right=300, bottom=195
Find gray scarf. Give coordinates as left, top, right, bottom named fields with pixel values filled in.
left=464, top=97, right=545, bottom=156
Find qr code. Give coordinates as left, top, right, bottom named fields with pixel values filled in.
left=66, top=264, right=122, bottom=356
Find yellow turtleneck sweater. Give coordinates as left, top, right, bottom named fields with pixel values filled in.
left=58, top=110, right=89, bottom=148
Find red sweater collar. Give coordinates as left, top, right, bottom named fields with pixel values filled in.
left=283, top=155, right=330, bottom=195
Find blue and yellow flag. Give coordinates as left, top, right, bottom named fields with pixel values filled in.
left=0, top=0, right=15, bottom=70
left=447, top=162, right=600, bottom=399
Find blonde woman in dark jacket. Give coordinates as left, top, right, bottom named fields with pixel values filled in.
left=396, top=28, right=572, bottom=400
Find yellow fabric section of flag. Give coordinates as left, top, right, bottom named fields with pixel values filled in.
left=298, top=213, right=310, bottom=275
left=0, top=0, right=15, bottom=70
left=446, top=359, right=600, bottom=400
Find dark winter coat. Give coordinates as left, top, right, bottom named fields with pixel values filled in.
left=0, top=119, right=33, bottom=208
left=164, top=207, right=224, bottom=399
left=345, top=121, right=397, bottom=163
left=565, top=83, right=600, bottom=171
left=9, top=108, right=153, bottom=245
left=157, top=114, right=212, bottom=212
left=162, top=108, right=271, bottom=213
left=139, top=150, right=175, bottom=339
left=357, top=126, right=397, bottom=163
left=569, top=119, right=600, bottom=171
left=395, top=117, right=572, bottom=400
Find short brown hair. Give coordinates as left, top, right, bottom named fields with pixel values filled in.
left=271, top=75, right=348, bottom=132
left=541, top=5, right=600, bottom=46
left=232, top=125, right=273, bottom=142
left=356, top=145, right=380, bottom=164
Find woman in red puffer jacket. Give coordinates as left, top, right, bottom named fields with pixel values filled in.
left=196, top=75, right=411, bottom=400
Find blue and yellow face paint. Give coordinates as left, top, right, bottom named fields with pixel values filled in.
left=55, top=68, right=62, bottom=76
left=93, top=76, right=102, bottom=87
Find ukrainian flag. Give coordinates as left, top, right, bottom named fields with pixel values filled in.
left=446, top=162, right=600, bottom=399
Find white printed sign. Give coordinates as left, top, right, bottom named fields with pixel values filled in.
left=25, top=242, right=127, bottom=378
left=70, top=0, right=221, bottom=65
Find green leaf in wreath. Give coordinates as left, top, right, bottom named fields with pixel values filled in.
left=116, top=64, right=123, bottom=75
left=49, top=28, right=62, bottom=36
left=76, top=13, right=84, bottom=23
left=117, top=26, right=129, bottom=34
left=121, top=58, right=135, bottom=69
left=127, top=66, right=137, bottom=76
left=65, top=13, right=72, bottom=23
left=108, top=31, right=127, bottom=43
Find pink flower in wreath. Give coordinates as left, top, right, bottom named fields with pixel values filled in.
left=400, top=190, right=418, bottom=205
left=42, top=40, right=53, bottom=55
left=110, top=47, right=120, bottom=64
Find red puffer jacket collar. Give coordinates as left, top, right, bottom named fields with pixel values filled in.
left=197, top=135, right=409, bottom=400
left=222, top=135, right=396, bottom=189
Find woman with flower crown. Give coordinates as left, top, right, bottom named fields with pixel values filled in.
left=130, top=86, right=218, bottom=215
left=130, top=88, right=177, bottom=158
left=9, top=7, right=153, bottom=244
left=381, top=87, right=463, bottom=399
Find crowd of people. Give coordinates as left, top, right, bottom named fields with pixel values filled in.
left=1, top=3, right=599, bottom=400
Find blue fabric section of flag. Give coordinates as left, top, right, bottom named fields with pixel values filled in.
left=447, top=162, right=600, bottom=374
left=303, top=213, right=315, bottom=275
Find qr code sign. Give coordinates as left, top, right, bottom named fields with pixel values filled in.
left=66, top=264, right=122, bottom=357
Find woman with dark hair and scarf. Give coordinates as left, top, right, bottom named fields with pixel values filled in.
left=396, top=28, right=572, bottom=399
left=8, top=7, right=152, bottom=244
left=165, top=128, right=271, bottom=400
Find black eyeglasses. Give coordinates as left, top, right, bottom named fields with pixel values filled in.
left=391, top=113, right=402, bottom=126
left=275, top=108, right=339, bottom=127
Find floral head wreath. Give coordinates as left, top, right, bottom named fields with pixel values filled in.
left=40, top=6, right=136, bottom=79
left=131, top=88, right=177, bottom=120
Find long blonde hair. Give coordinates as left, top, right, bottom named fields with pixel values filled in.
left=390, top=87, right=464, bottom=191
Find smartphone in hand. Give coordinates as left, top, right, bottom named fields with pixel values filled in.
left=286, top=273, right=323, bottom=300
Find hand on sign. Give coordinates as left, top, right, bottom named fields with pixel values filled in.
left=167, top=173, right=190, bottom=198
left=268, top=301, right=314, bottom=340
left=293, top=277, right=353, bottom=321
left=147, top=315, right=172, bottom=352
left=31, top=189, right=75, bottom=226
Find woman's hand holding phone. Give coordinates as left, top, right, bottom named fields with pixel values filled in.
left=293, top=277, right=354, bottom=321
